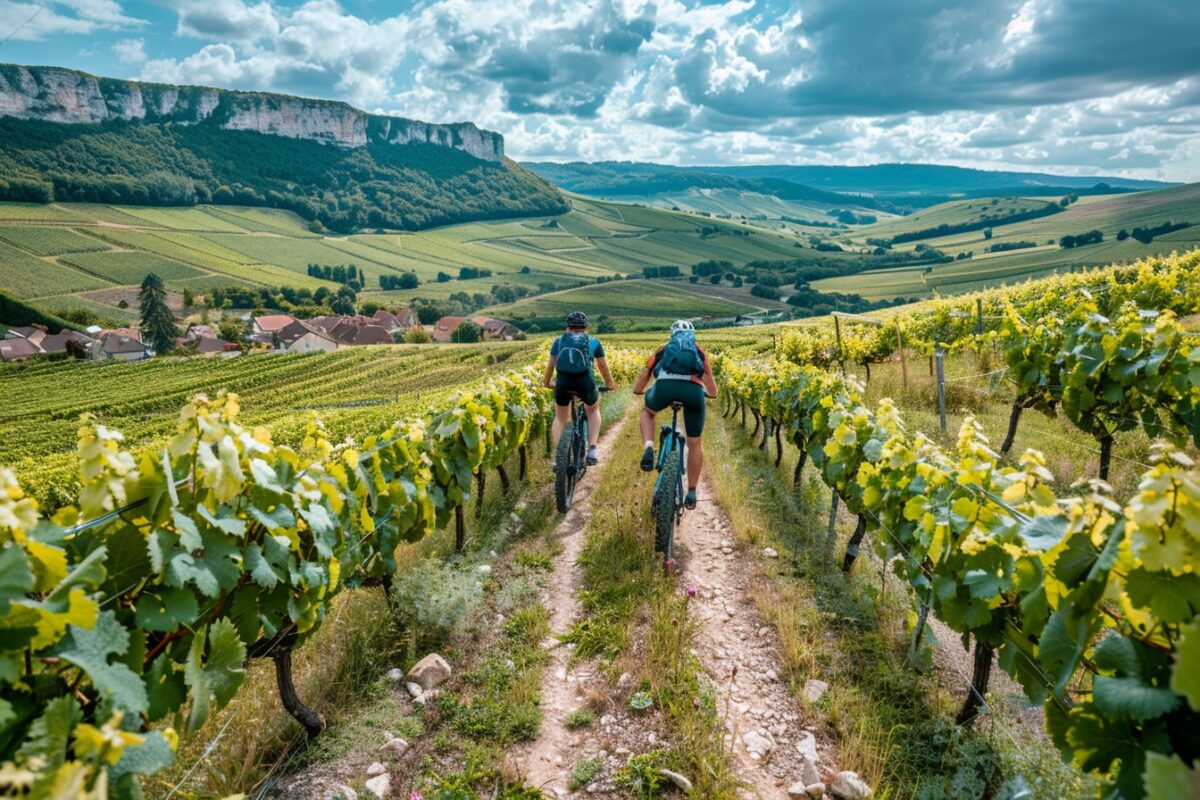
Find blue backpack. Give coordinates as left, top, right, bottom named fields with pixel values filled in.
left=657, top=330, right=704, bottom=376
left=556, top=332, right=591, bottom=374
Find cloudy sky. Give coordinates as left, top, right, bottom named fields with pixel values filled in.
left=2, top=0, right=1198, bottom=180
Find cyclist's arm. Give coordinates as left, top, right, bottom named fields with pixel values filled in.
left=632, top=365, right=652, bottom=395
left=700, top=352, right=718, bottom=398
left=542, top=354, right=556, bottom=388
left=595, top=356, right=617, bottom=390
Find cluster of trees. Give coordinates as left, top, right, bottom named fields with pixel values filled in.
left=697, top=225, right=750, bottom=237
left=986, top=240, right=1037, bottom=252
left=889, top=202, right=1061, bottom=244
left=456, top=267, right=494, bottom=280
left=379, top=273, right=419, bottom=290
left=206, top=284, right=358, bottom=315
left=691, top=260, right=733, bottom=277
left=826, top=208, right=878, bottom=225
left=307, top=263, right=365, bottom=287
left=643, top=266, right=682, bottom=278
left=781, top=216, right=845, bottom=229
left=0, top=117, right=569, bottom=233
left=785, top=280, right=909, bottom=317
left=1118, top=221, right=1191, bottom=244
left=1060, top=229, right=1104, bottom=249
left=750, top=284, right=781, bottom=300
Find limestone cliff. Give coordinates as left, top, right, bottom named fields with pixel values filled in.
left=0, top=63, right=503, bottom=162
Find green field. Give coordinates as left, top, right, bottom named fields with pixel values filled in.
left=483, top=278, right=768, bottom=329
left=0, top=195, right=839, bottom=323
left=0, top=341, right=538, bottom=509
left=815, top=183, right=1200, bottom=299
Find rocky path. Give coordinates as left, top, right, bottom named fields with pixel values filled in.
left=672, top=473, right=831, bottom=800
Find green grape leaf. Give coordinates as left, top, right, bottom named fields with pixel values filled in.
left=1124, top=568, right=1200, bottom=623
left=14, top=695, right=80, bottom=773
left=1093, top=676, right=1181, bottom=722
left=1040, top=607, right=1094, bottom=695
left=184, top=619, right=246, bottom=732
left=197, top=504, right=247, bottom=538
left=145, top=652, right=186, bottom=722
left=1017, top=514, right=1070, bottom=552
left=0, top=545, right=35, bottom=614
left=1171, top=618, right=1200, bottom=712
left=1093, top=632, right=1141, bottom=675
left=1066, top=707, right=1140, bottom=775
left=244, top=543, right=283, bottom=588
left=165, top=529, right=241, bottom=598
left=134, top=588, right=200, bottom=632
left=110, top=730, right=175, bottom=780
left=1144, top=752, right=1200, bottom=800
left=53, top=610, right=147, bottom=715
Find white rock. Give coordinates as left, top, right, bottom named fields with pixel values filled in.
left=364, top=773, right=391, bottom=799
left=478, top=564, right=492, bottom=575
left=617, top=672, right=631, bottom=687
left=660, top=769, right=693, bottom=792
left=600, top=714, right=615, bottom=727
left=510, top=512, right=522, bottom=523
left=366, top=762, right=386, bottom=776
left=647, top=732, right=657, bottom=744
left=325, top=786, right=358, bottom=800
left=806, top=784, right=826, bottom=798
left=787, top=782, right=809, bottom=799
left=763, top=547, right=779, bottom=558
left=405, top=682, right=423, bottom=699
left=830, top=771, right=872, bottom=799
left=766, top=669, right=778, bottom=681
left=795, top=731, right=819, bottom=762
left=406, top=653, right=452, bottom=691
left=385, top=668, right=404, bottom=682
left=379, top=737, right=409, bottom=755
left=803, top=679, right=829, bottom=704
left=743, top=731, right=773, bottom=758
left=720, top=539, right=731, bottom=549
left=799, top=755, right=821, bottom=786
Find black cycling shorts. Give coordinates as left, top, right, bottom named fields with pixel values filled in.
left=555, top=372, right=598, bottom=406
left=645, top=379, right=707, bottom=436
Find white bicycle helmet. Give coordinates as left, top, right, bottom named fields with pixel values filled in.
left=670, top=319, right=695, bottom=334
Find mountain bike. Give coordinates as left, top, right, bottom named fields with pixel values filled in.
left=554, top=386, right=609, bottom=513
left=651, top=401, right=687, bottom=561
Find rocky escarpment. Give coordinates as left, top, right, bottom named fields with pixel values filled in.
left=0, top=63, right=503, bottom=162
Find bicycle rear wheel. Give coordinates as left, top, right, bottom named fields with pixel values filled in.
left=555, top=426, right=576, bottom=513
left=654, top=445, right=680, bottom=558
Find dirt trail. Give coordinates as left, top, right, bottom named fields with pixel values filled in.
left=517, top=427, right=823, bottom=799
left=514, top=414, right=657, bottom=798
left=672, top=473, right=824, bottom=799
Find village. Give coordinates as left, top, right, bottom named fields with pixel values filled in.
left=0, top=309, right=522, bottom=363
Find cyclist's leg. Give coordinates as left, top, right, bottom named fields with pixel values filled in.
left=582, top=378, right=601, bottom=460
left=551, top=377, right=574, bottom=464
left=640, top=383, right=667, bottom=471
left=678, top=382, right=707, bottom=506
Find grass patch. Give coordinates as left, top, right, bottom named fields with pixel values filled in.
left=562, top=708, right=596, bottom=729
left=570, top=408, right=740, bottom=798
left=568, top=757, right=602, bottom=790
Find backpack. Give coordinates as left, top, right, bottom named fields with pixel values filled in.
left=657, top=330, right=704, bottom=376
left=555, top=332, right=592, bottom=374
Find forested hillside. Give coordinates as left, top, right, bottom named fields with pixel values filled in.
left=0, top=118, right=567, bottom=232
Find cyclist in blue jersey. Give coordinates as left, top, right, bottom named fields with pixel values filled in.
left=542, top=311, right=617, bottom=466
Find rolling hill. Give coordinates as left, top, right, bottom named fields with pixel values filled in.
left=812, top=182, right=1200, bottom=298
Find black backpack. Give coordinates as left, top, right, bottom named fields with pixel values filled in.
left=556, top=332, right=591, bottom=374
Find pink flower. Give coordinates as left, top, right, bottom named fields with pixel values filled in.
left=666, top=558, right=677, bottom=572
left=686, top=584, right=697, bottom=599
left=693, top=697, right=701, bottom=709
left=409, top=792, right=424, bottom=800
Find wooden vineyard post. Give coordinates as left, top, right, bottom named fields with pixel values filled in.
left=896, top=324, right=908, bottom=390
left=793, top=444, right=807, bottom=488
left=741, top=399, right=746, bottom=428
left=774, top=421, right=783, bottom=467
left=518, top=444, right=528, bottom=481
left=759, top=416, right=770, bottom=450
left=935, top=348, right=947, bottom=435
left=497, top=463, right=511, bottom=495
left=908, top=590, right=933, bottom=668
left=976, top=298, right=984, bottom=336
left=750, top=408, right=761, bottom=439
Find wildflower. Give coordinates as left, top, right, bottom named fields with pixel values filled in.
left=686, top=584, right=697, bottom=599
left=693, top=697, right=701, bottom=709
left=410, top=791, right=424, bottom=800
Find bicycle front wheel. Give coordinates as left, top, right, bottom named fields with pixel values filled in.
left=555, top=428, right=576, bottom=513
left=654, top=446, right=680, bottom=558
